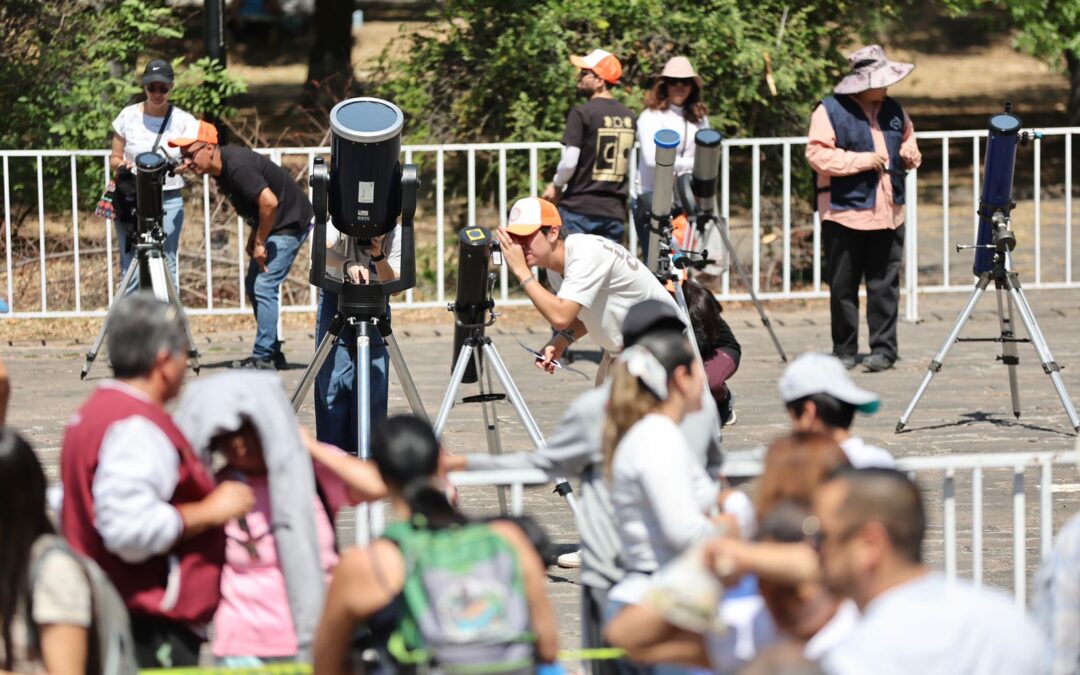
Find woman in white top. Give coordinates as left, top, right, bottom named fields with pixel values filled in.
left=633, top=57, right=709, bottom=247
left=110, top=59, right=198, bottom=291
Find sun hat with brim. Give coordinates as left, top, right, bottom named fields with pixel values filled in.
left=660, top=56, right=703, bottom=88
left=834, top=45, right=913, bottom=95
left=570, top=49, right=623, bottom=84
left=142, top=59, right=175, bottom=86
left=506, top=197, right=561, bottom=236
left=778, top=352, right=881, bottom=414
left=168, top=120, right=220, bottom=148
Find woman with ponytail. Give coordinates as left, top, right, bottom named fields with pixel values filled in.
left=314, top=416, right=558, bottom=675
left=601, top=330, right=722, bottom=672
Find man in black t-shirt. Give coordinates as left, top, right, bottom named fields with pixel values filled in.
left=542, top=49, right=635, bottom=244
left=171, top=121, right=313, bottom=370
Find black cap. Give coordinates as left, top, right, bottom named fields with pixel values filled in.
left=142, top=59, right=174, bottom=86
left=621, top=300, right=686, bottom=347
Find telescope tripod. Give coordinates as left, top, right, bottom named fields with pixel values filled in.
left=434, top=325, right=581, bottom=520
left=81, top=232, right=201, bottom=379
left=897, top=250, right=1080, bottom=433
left=291, top=307, right=429, bottom=544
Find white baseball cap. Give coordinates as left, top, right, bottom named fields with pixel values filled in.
left=778, top=352, right=881, bottom=413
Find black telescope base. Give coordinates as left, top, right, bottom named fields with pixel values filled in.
left=81, top=247, right=201, bottom=380
left=897, top=264, right=1080, bottom=434
left=433, top=330, right=581, bottom=521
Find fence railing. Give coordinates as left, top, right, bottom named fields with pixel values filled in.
left=450, top=447, right=1079, bottom=608
left=3, top=127, right=1079, bottom=319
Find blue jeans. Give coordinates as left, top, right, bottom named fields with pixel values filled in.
left=557, top=205, right=625, bottom=244
left=314, top=289, right=390, bottom=456
left=244, top=230, right=308, bottom=358
left=117, top=189, right=183, bottom=294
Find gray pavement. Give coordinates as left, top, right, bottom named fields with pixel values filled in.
left=5, top=287, right=1080, bottom=649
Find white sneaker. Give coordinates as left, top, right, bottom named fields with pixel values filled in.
left=557, top=549, right=582, bottom=568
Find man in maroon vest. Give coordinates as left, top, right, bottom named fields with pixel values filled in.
left=61, top=294, right=255, bottom=668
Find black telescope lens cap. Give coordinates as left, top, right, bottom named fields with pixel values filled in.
left=459, top=226, right=493, bottom=247
left=330, top=98, right=404, bottom=143
left=135, top=152, right=165, bottom=171
left=989, top=113, right=1021, bottom=135
left=696, top=129, right=723, bottom=147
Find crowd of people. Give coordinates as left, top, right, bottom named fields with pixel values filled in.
left=1, top=42, right=1076, bottom=675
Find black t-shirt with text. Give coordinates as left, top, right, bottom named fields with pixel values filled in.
left=559, top=97, right=636, bottom=221
left=214, top=145, right=314, bottom=236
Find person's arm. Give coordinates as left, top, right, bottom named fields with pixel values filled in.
left=544, top=108, right=586, bottom=201
left=900, top=111, right=922, bottom=170
left=489, top=522, right=558, bottom=663
left=704, top=538, right=819, bottom=586
left=0, top=354, right=9, bottom=426
left=251, top=187, right=279, bottom=272
left=303, top=428, right=387, bottom=502
left=604, top=604, right=709, bottom=666
left=175, top=480, right=255, bottom=540
left=493, top=228, right=582, bottom=330
left=110, top=134, right=130, bottom=172
left=37, top=625, right=89, bottom=675
left=314, top=543, right=406, bottom=675
left=805, top=105, right=884, bottom=177
left=32, top=551, right=92, bottom=675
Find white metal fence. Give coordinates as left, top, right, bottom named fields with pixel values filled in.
left=2, top=127, right=1079, bottom=319
left=451, top=447, right=1079, bottom=608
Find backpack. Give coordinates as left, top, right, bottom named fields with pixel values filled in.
left=27, top=536, right=139, bottom=675
left=382, top=520, right=535, bottom=675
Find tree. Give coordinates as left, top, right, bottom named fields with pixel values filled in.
left=304, top=0, right=354, bottom=106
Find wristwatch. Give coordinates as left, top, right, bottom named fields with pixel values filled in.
left=371, top=253, right=386, bottom=262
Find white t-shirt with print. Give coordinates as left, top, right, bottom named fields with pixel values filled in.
left=557, top=233, right=680, bottom=352
left=112, top=103, right=199, bottom=191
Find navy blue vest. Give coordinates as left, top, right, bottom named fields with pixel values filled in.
left=818, top=94, right=906, bottom=211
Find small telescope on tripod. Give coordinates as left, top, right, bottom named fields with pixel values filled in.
left=898, top=103, right=1079, bottom=433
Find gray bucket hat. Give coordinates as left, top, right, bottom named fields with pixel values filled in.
left=834, top=45, right=913, bottom=95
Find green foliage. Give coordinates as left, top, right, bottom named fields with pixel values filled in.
left=372, top=0, right=903, bottom=144
left=170, top=57, right=249, bottom=120
left=939, top=0, right=1080, bottom=67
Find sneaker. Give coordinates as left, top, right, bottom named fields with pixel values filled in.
left=232, top=356, right=277, bottom=370
left=557, top=550, right=582, bottom=569
left=836, top=353, right=857, bottom=370
left=863, top=352, right=895, bottom=372
left=720, top=391, right=737, bottom=427
left=271, top=351, right=288, bottom=370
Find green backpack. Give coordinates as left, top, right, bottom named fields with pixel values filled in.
left=382, top=520, right=535, bottom=675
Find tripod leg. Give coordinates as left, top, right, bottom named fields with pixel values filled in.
left=81, top=259, right=140, bottom=380
left=434, top=343, right=474, bottom=436
left=383, top=330, right=429, bottom=423
left=1007, top=284, right=1080, bottom=432
left=159, top=257, right=201, bottom=374
left=355, top=321, right=375, bottom=546
left=290, top=313, right=345, bottom=412
left=996, top=287, right=1022, bottom=418
left=474, top=347, right=508, bottom=516
left=897, top=275, right=991, bottom=432
left=717, top=223, right=788, bottom=362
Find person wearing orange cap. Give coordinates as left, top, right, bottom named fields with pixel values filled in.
left=495, top=196, right=679, bottom=384
left=171, top=121, right=313, bottom=370
left=541, top=49, right=636, bottom=245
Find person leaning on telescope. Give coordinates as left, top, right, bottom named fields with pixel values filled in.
left=495, top=196, right=680, bottom=383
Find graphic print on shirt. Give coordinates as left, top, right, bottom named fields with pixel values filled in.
left=593, top=115, right=636, bottom=183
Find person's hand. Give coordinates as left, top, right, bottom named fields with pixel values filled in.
left=344, top=261, right=368, bottom=283
left=537, top=336, right=566, bottom=374
left=867, top=152, right=888, bottom=172
left=494, top=228, right=531, bottom=281
left=252, top=241, right=269, bottom=273
left=205, top=480, right=256, bottom=524
left=541, top=183, right=561, bottom=203
left=702, top=535, right=752, bottom=587
left=901, top=146, right=922, bottom=170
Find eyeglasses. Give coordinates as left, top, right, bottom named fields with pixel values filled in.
left=181, top=144, right=207, bottom=161
left=664, top=77, right=695, bottom=87
left=579, top=70, right=599, bottom=81
left=145, top=84, right=171, bottom=95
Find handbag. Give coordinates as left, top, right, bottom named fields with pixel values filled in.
left=97, top=104, right=173, bottom=225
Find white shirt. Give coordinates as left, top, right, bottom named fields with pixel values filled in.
left=635, top=106, right=709, bottom=196
left=822, top=572, right=1047, bottom=675
left=610, top=414, right=718, bottom=604
left=112, top=103, right=199, bottom=191
left=325, top=221, right=402, bottom=281
left=805, top=599, right=860, bottom=660
left=557, top=233, right=681, bottom=352
left=90, top=381, right=184, bottom=563
left=839, top=436, right=896, bottom=469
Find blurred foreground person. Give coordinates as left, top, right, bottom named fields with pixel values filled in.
left=0, top=353, right=8, bottom=426
left=314, top=416, right=558, bottom=675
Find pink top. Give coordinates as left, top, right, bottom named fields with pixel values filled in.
left=211, top=461, right=352, bottom=658
left=806, top=98, right=922, bottom=231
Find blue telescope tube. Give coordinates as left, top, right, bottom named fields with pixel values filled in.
left=973, top=112, right=1021, bottom=274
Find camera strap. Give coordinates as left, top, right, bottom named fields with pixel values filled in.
left=150, top=104, right=174, bottom=155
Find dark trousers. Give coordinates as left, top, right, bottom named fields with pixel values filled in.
left=823, top=220, right=905, bottom=360
left=131, top=615, right=203, bottom=668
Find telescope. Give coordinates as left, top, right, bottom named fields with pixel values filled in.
left=644, top=129, right=680, bottom=273
left=971, top=110, right=1023, bottom=274
left=450, top=226, right=501, bottom=383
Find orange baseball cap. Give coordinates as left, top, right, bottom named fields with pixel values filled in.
left=168, top=120, right=219, bottom=148
left=506, top=197, right=562, bottom=236
left=570, top=49, right=622, bottom=84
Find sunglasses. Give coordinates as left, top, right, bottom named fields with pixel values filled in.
left=181, top=144, right=208, bottom=161
left=145, top=84, right=171, bottom=95
left=664, top=77, right=695, bottom=87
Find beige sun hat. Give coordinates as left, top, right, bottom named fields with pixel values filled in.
left=834, top=45, right=913, bottom=95
left=660, top=56, right=703, bottom=88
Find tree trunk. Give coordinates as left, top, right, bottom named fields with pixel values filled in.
left=303, top=0, right=354, bottom=107
left=1068, top=50, right=1080, bottom=126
